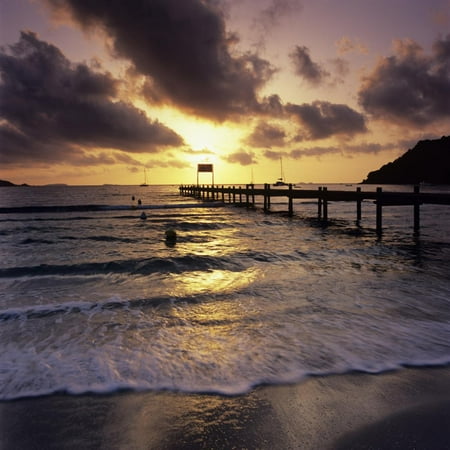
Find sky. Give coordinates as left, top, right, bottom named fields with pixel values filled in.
left=0, top=0, right=449, bottom=186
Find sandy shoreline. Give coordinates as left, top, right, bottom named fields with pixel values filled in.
left=1, top=366, right=450, bottom=449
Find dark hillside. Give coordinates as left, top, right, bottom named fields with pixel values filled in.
left=0, top=180, right=16, bottom=187
left=362, top=136, right=450, bottom=184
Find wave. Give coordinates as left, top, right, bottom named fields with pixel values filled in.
left=19, top=238, right=55, bottom=245
left=0, top=254, right=245, bottom=279
left=0, top=202, right=225, bottom=215
left=1, top=356, right=449, bottom=401
left=0, top=295, right=187, bottom=322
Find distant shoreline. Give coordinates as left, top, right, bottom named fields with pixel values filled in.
left=2, top=179, right=449, bottom=188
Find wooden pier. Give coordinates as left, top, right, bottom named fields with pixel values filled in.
left=179, top=184, right=450, bottom=235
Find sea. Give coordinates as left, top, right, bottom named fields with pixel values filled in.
left=1, top=183, right=449, bottom=401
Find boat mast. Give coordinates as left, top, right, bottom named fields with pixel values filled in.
left=140, top=168, right=148, bottom=186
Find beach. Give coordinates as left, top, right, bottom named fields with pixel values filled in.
left=1, top=366, right=450, bottom=449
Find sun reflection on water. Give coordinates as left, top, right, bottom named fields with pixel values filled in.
left=167, top=267, right=261, bottom=298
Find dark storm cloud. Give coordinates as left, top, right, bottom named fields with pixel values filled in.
left=225, top=150, right=257, bottom=165
left=285, top=101, right=367, bottom=140
left=45, top=0, right=276, bottom=120
left=358, top=35, right=450, bottom=125
left=245, top=121, right=286, bottom=148
left=259, top=94, right=285, bottom=116
left=0, top=31, right=184, bottom=165
left=290, top=45, right=329, bottom=85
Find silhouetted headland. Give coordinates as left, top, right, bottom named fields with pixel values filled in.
left=0, top=179, right=29, bottom=187
left=362, top=136, right=450, bottom=184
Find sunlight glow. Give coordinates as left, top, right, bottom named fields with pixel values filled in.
left=167, top=268, right=260, bottom=298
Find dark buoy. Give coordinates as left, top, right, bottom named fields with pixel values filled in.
left=140, top=211, right=147, bottom=220
left=165, top=228, right=177, bottom=245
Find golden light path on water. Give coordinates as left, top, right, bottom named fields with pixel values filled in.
left=167, top=268, right=261, bottom=298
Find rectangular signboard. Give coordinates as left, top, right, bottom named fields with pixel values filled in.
left=197, top=163, right=213, bottom=173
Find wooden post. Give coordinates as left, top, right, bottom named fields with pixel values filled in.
left=356, top=187, right=362, bottom=222
left=239, top=187, right=242, bottom=204
left=323, top=187, right=328, bottom=222
left=318, top=187, right=322, bottom=219
left=288, top=184, right=293, bottom=216
left=376, top=187, right=382, bottom=235
left=245, top=184, right=250, bottom=207
left=232, top=186, right=236, bottom=203
left=251, top=183, right=255, bottom=206
left=263, top=183, right=268, bottom=212
left=414, top=185, right=420, bottom=233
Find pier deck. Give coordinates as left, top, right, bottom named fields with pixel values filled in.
left=179, top=184, right=450, bottom=235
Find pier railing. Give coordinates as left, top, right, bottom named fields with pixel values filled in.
left=179, top=184, right=450, bottom=235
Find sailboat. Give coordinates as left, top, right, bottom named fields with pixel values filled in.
left=140, top=168, right=149, bottom=186
left=273, top=157, right=288, bottom=186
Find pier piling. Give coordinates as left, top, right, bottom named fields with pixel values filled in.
left=318, top=187, right=322, bottom=219
left=356, top=187, right=362, bottom=223
left=322, top=187, right=328, bottom=223
left=179, top=184, right=450, bottom=236
left=414, top=185, right=420, bottom=233
left=288, top=184, right=293, bottom=216
left=376, top=187, right=383, bottom=235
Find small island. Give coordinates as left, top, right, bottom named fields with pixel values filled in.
left=362, top=136, right=450, bottom=185
left=0, top=180, right=29, bottom=187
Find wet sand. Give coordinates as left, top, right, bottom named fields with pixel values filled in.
left=1, top=366, right=449, bottom=449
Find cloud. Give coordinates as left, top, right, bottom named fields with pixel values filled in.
left=431, top=9, right=450, bottom=27
left=288, top=142, right=392, bottom=159
left=0, top=31, right=184, bottom=166
left=244, top=121, right=287, bottom=148
left=358, top=35, right=450, bottom=125
left=249, top=0, right=303, bottom=50
left=290, top=146, right=341, bottom=158
left=183, top=148, right=216, bottom=156
left=263, top=149, right=289, bottom=160
left=290, top=45, right=329, bottom=85
left=259, top=94, right=285, bottom=116
left=145, top=158, right=191, bottom=169
left=335, top=36, right=369, bottom=55
left=257, top=0, right=302, bottom=31
left=224, top=150, right=257, bottom=165
left=45, top=0, right=276, bottom=121
left=70, top=151, right=142, bottom=166
left=287, top=140, right=416, bottom=161
left=330, top=57, right=350, bottom=81
left=285, top=101, right=367, bottom=140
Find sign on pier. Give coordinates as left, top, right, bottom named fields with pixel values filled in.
left=197, top=163, right=214, bottom=185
